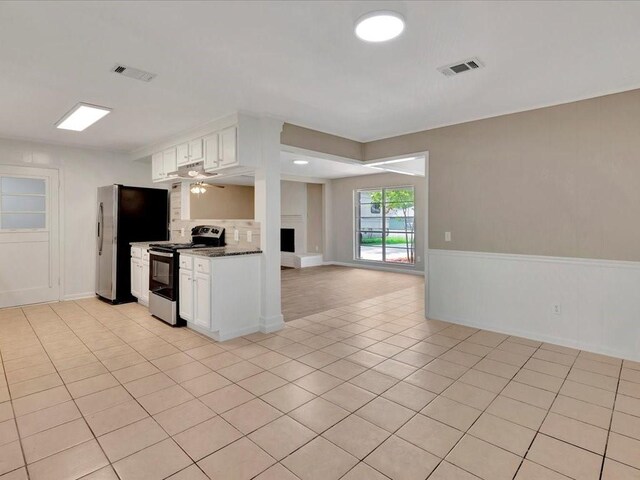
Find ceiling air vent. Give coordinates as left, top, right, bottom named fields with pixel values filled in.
left=438, top=57, right=484, bottom=77
left=111, top=64, right=156, bottom=82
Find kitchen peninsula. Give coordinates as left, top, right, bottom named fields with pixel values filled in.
left=178, top=247, right=262, bottom=341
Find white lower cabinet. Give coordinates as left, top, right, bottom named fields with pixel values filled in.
left=130, top=247, right=142, bottom=299
left=193, top=272, right=211, bottom=329
left=179, top=269, right=193, bottom=321
left=178, top=253, right=260, bottom=341
left=140, top=261, right=149, bottom=305
left=130, top=258, right=141, bottom=298
left=131, top=246, right=150, bottom=305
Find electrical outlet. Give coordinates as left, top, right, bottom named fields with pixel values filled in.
left=417, top=256, right=421, bottom=262
left=552, top=304, right=561, bottom=315
left=233, top=229, right=239, bottom=241
left=247, top=230, right=252, bottom=243
left=315, top=245, right=319, bottom=252
left=180, top=228, right=185, bottom=237
left=445, top=232, right=452, bottom=242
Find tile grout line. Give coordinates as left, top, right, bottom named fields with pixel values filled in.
left=18, top=304, right=120, bottom=479
left=69, top=300, right=215, bottom=479
left=507, top=342, right=576, bottom=479
left=598, top=359, right=623, bottom=480
left=418, top=335, right=541, bottom=480
left=0, top=322, right=32, bottom=480
left=4, top=286, right=636, bottom=480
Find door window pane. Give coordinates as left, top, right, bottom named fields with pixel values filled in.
left=355, top=186, right=415, bottom=264
left=0, top=176, right=47, bottom=230
left=1, top=177, right=46, bottom=195
left=1, top=213, right=46, bottom=229
left=2, top=195, right=46, bottom=212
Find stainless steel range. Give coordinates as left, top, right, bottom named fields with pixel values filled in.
left=148, top=225, right=225, bottom=325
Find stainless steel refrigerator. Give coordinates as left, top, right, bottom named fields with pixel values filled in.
left=96, top=185, right=168, bottom=303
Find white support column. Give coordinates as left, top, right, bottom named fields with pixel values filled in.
left=254, top=116, right=285, bottom=332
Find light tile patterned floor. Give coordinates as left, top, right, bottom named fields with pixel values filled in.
left=0, top=284, right=639, bottom=479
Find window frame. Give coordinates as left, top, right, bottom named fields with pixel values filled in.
left=354, top=185, right=415, bottom=265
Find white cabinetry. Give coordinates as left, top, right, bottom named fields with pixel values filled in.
left=177, top=139, right=204, bottom=167
left=149, top=114, right=259, bottom=183
left=163, top=148, right=177, bottom=175
left=140, top=250, right=150, bottom=305
left=218, top=126, right=238, bottom=168
left=152, top=148, right=178, bottom=182
left=179, top=256, right=210, bottom=329
left=152, top=152, right=165, bottom=182
left=130, top=246, right=150, bottom=305
left=179, top=269, right=193, bottom=321
left=202, top=127, right=237, bottom=172
left=194, top=272, right=211, bottom=329
left=203, top=133, right=219, bottom=171
left=130, top=247, right=142, bottom=299
left=178, top=253, right=261, bottom=341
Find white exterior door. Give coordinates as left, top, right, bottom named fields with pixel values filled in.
left=0, top=165, right=60, bottom=307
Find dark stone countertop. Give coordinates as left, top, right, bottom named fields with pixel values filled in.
left=129, top=241, right=174, bottom=248
left=181, top=246, right=262, bottom=258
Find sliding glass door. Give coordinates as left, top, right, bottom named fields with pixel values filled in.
left=355, top=186, right=415, bottom=264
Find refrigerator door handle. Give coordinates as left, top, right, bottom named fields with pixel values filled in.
left=98, top=202, right=104, bottom=255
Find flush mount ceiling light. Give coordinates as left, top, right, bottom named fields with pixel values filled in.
left=55, top=102, right=112, bottom=131
left=355, top=11, right=405, bottom=42
left=293, top=159, right=309, bottom=165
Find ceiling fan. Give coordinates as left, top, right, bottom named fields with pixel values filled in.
left=190, top=182, right=225, bottom=194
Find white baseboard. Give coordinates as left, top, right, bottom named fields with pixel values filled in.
left=260, top=314, right=285, bottom=333
left=427, top=249, right=640, bottom=362
left=325, top=261, right=425, bottom=276
left=281, top=252, right=323, bottom=268
left=62, top=292, right=95, bottom=301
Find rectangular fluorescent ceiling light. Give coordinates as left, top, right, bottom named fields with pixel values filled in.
left=55, top=102, right=112, bottom=131
left=367, top=156, right=417, bottom=167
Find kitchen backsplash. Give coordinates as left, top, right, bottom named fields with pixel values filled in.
left=169, top=183, right=261, bottom=247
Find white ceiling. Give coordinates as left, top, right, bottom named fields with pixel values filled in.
left=1, top=1, right=640, bottom=151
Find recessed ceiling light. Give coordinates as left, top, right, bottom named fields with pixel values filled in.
left=355, top=11, right=405, bottom=43
left=293, top=159, right=309, bottom=165
left=55, top=102, right=111, bottom=131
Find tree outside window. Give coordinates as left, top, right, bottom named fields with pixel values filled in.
left=355, top=187, right=415, bottom=264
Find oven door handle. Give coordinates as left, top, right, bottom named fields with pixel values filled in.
left=150, top=251, right=174, bottom=258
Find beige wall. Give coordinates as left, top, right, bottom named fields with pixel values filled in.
left=361, top=88, right=640, bottom=262
left=307, top=183, right=323, bottom=253
left=281, top=123, right=363, bottom=160
left=328, top=172, right=427, bottom=271
left=190, top=185, right=254, bottom=220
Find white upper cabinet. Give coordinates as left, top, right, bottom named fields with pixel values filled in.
left=177, top=138, right=204, bottom=167
left=203, top=133, right=219, bottom=171
left=152, top=152, right=165, bottom=181
left=202, top=127, right=238, bottom=173
left=163, top=148, right=177, bottom=175
left=176, top=143, right=189, bottom=167
left=188, top=138, right=204, bottom=163
left=218, top=126, right=238, bottom=168
left=149, top=113, right=261, bottom=182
